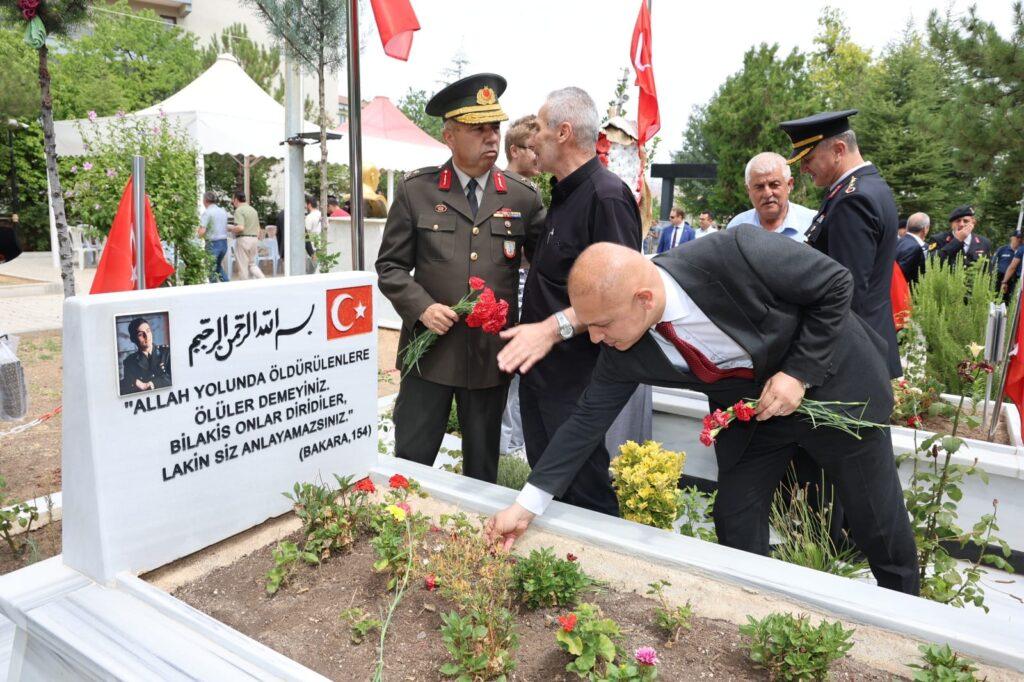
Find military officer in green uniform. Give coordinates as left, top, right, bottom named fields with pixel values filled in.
left=121, top=316, right=171, bottom=395
left=376, top=73, right=546, bottom=483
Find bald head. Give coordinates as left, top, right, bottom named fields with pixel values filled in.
left=568, top=243, right=664, bottom=350
left=906, top=212, right=930, bottom=236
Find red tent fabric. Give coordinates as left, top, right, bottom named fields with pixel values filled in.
left=338, top=96, right=447, bottom=148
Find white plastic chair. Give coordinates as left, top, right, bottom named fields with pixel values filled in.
left=69, top=224, right=102, bottom=269
left=256, top=236, right=280, bottom=275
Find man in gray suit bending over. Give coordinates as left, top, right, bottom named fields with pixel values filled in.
left=486, top=227, right=919, bottom=594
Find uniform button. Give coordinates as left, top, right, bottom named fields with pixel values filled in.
left=504, top=220, right=511, bottom=228
left=472, top=227, right=480, bottom=235
left=432, top=224, right=438, bottom=231
left=470, top=252, right=478, bottom=261
left=506, top=230, right=512, bottom=235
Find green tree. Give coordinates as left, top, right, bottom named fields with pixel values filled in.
left=673, top=104, right=716, bottom=215
left=807, top=7, right=872, bottom=110
left=202, top=23, right=283, bottom=102
left=246, top=0, right=348, bottom=244
left=607, top=67, right=630, bottom=119
left=0, top=26, right=40, bottom=119
left=0, top=119, right=49, bottom=250
left=0, top=0, right=90, bottom=296
left=49, top=1, right=203, bottom=119
left=855, top=27, right=967, bottom=218
left=397, top=88, right=443, bottom=141
left=929, top=3, right=1024, bottom=235
left=680, top=44, right=819, bottom=220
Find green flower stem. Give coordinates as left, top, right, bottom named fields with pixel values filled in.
left=400, top=289, right=481, bottom=378
left=373, top=517, right=414, bottom=682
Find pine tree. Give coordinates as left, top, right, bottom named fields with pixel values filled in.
left=929, top=3, right=1024, bottom=234
left=807, top=7, right=872, bottom=111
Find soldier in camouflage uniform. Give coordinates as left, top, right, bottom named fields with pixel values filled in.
left=376, top=74, right=546, bottom=482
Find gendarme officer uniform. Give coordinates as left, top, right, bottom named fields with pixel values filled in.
left=376, top=74, right=546, bottom=483
left=780, top=110, right=901, bottom=379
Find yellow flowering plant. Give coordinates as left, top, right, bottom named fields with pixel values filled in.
left=610, top=440, right=686, bottom=530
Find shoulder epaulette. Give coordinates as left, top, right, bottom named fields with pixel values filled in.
left=405, top=166, right=440, bottom=180
left=501, top=169, right=539, bottom=193
left=928, top=242, right=937, bottom=251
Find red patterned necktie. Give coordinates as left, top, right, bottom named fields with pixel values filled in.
left=654, top=321, right=754, bottom=383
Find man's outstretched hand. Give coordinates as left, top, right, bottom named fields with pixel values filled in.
left=497, top=319, right=559, bottom=374
left=484, top=502, right=536, bottom=551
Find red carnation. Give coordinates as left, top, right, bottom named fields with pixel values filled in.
left=699, top=430, right=715, bottom=447
left=702, top=414, right=716, bottom=430
left=389, top=474, right=410, bottom=489
left=558, top=613, right=577, bottom=632
left=566, top=552, right=578, bottom=562
left=732, top=401, right=755, bottom=422
left=18, top=0, right=40, bottom=20
left=469, top=276, right=486, bottom=291
left=424, top=574, right=437, bottom=591
left=712, top=409, right=730, bottom=428
left=354, top=477, right=376, bottom=494
left=907, top=415, right=923, bottom=429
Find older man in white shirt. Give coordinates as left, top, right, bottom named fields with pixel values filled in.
left=726, top=152, right=816, bottom=240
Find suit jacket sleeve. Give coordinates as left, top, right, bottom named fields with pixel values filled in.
left=735, top=226, right=853, bottom=386
left=375, top=179, right=437, bottom=328
left=822, top=194, right=878, bottom=317
left=525, top=349, right=639, bottom=497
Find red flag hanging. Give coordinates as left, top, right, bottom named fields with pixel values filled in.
left=90, top=178, right=174, bottom=294
left=370, top=0, right=420, bottom=61
left=630, top=0, right=660, bottom=146
left=890, top=262, right=911, bottom=330
left=1004, top=297, right=1024, bottom=435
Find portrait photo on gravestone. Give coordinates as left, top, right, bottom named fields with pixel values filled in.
left=115, top=312, right=172, bottom=397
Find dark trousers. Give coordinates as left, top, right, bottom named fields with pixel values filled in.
left=519, top=381, right=620, bottom=517
left=713, top=416, right=919, bottom=595
left=393, top=374, right=508, bottom=483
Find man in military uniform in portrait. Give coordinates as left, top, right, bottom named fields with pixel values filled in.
left=120, top=317, right=171, bottom=395
left=780, top=110, right=901, bottom=379
left=376, top=74, right=546, bottom=483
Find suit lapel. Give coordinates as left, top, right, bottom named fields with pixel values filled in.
left=440, top=160, right=475, bottom=223
left=475, top=173, right=504, bottom=227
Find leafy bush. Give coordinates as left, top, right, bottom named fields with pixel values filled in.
left=676, top=486, right=717, bottom=543
left=610, top=440, right=685, bottom=529
left=911, top=259, right=998, bottom=393
left=0, top=475, right=39, bottom=558
left=60, top=112, right=211, bottom=284
left=447, top=399, right=460, bottom=436
left=907, top=643, right=979, bottom=681
left=646, top=580, right=692, bottom=646
left=739, top=612, right=854, bottom=681
left=555, top=603, right=620, bottom=679
left=265, top=540, right=307, bottom=595
left=496, top=455, right=531, bottom=491
left=512, top=547, right=596, bottom=610
left=439, top=607, right=517, bottom=681
left=284, top=474, right=372, bottom=563
left=339, top=607, right=381, bottom=645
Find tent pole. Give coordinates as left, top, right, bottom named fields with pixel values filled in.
left=346, top=0, right=364, bottom=270
left=284, top=47, right=305, bottom=276
left=243, top=155, right=251, bottom=202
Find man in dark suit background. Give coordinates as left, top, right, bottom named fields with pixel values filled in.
left=656, top=206, right=694, bottom=253
left=895, top=212, right=930, bottom=286
left=486, top=229, right=919, bottom=595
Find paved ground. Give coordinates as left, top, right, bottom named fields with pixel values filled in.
left=0, top=253, right=95, bottom=335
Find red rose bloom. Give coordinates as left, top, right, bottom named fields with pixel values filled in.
left=389, top=474, right=410, bottom=489
left=558, top=614, right=577, bottom=632
left=354, top=477, right=376, bottom=494
left=469, top=276, right=486, bottom=291
left=424, top=574, right=437, bottom=591
left=732, top=401, right=755, bottom=422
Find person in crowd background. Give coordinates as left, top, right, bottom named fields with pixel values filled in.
left=726, top=152, right=816, bottom=241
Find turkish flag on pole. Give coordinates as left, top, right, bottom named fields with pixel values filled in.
left=890, top=263, right=912, bottom=331
left=1003, top=297, right=1024, bottom=434
left=370, top=0, right=420, bottom=61
left=90, top=178, right=174, bottom=294
left=630, top=0, right=660, bottom=146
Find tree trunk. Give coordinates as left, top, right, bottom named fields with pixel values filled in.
left=318, top=57, right=329, bottom=272
left=38, top=44, right=76, bottom=298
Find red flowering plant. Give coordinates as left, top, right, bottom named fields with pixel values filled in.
left=400, top=277, right=511, bottom=377
left=699, top=398, right=884, bottom=447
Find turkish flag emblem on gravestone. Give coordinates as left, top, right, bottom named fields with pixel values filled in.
left=326, top=286, right=374, bottom=339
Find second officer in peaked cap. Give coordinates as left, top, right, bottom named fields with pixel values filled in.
left=376, top=73, right=546, bottom=484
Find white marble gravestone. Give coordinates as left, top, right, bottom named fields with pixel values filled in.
left=61, top=273, right=378, bottom=582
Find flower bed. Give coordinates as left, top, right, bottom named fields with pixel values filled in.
left=159, top=477, right=897, bottom=679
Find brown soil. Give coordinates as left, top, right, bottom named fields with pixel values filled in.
left=919, top=412, right=1011, bottom=446
left=378, top=328, right=400, bottom=398
left=1, top=330, right=63, bottom=503
left=172, top=529, right=891, bottom=681
left=0, top=519, right=62, bottom=576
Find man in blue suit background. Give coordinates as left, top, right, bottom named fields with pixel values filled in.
left=656, top=206, right=694, bottom=253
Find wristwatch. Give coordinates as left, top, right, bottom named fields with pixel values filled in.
left=554, top=311, right=574, bottom=341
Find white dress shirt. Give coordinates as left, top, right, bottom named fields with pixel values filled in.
left=515, top=265, right=752, bottom=515
left=452, top=164, right=489, bottom=208
left=726, top=202, right=817, bottom=241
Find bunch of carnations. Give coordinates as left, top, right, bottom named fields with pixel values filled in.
left=699, top=399, right=883, bottom=447
left=399, top=277, right=509, bottom=377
